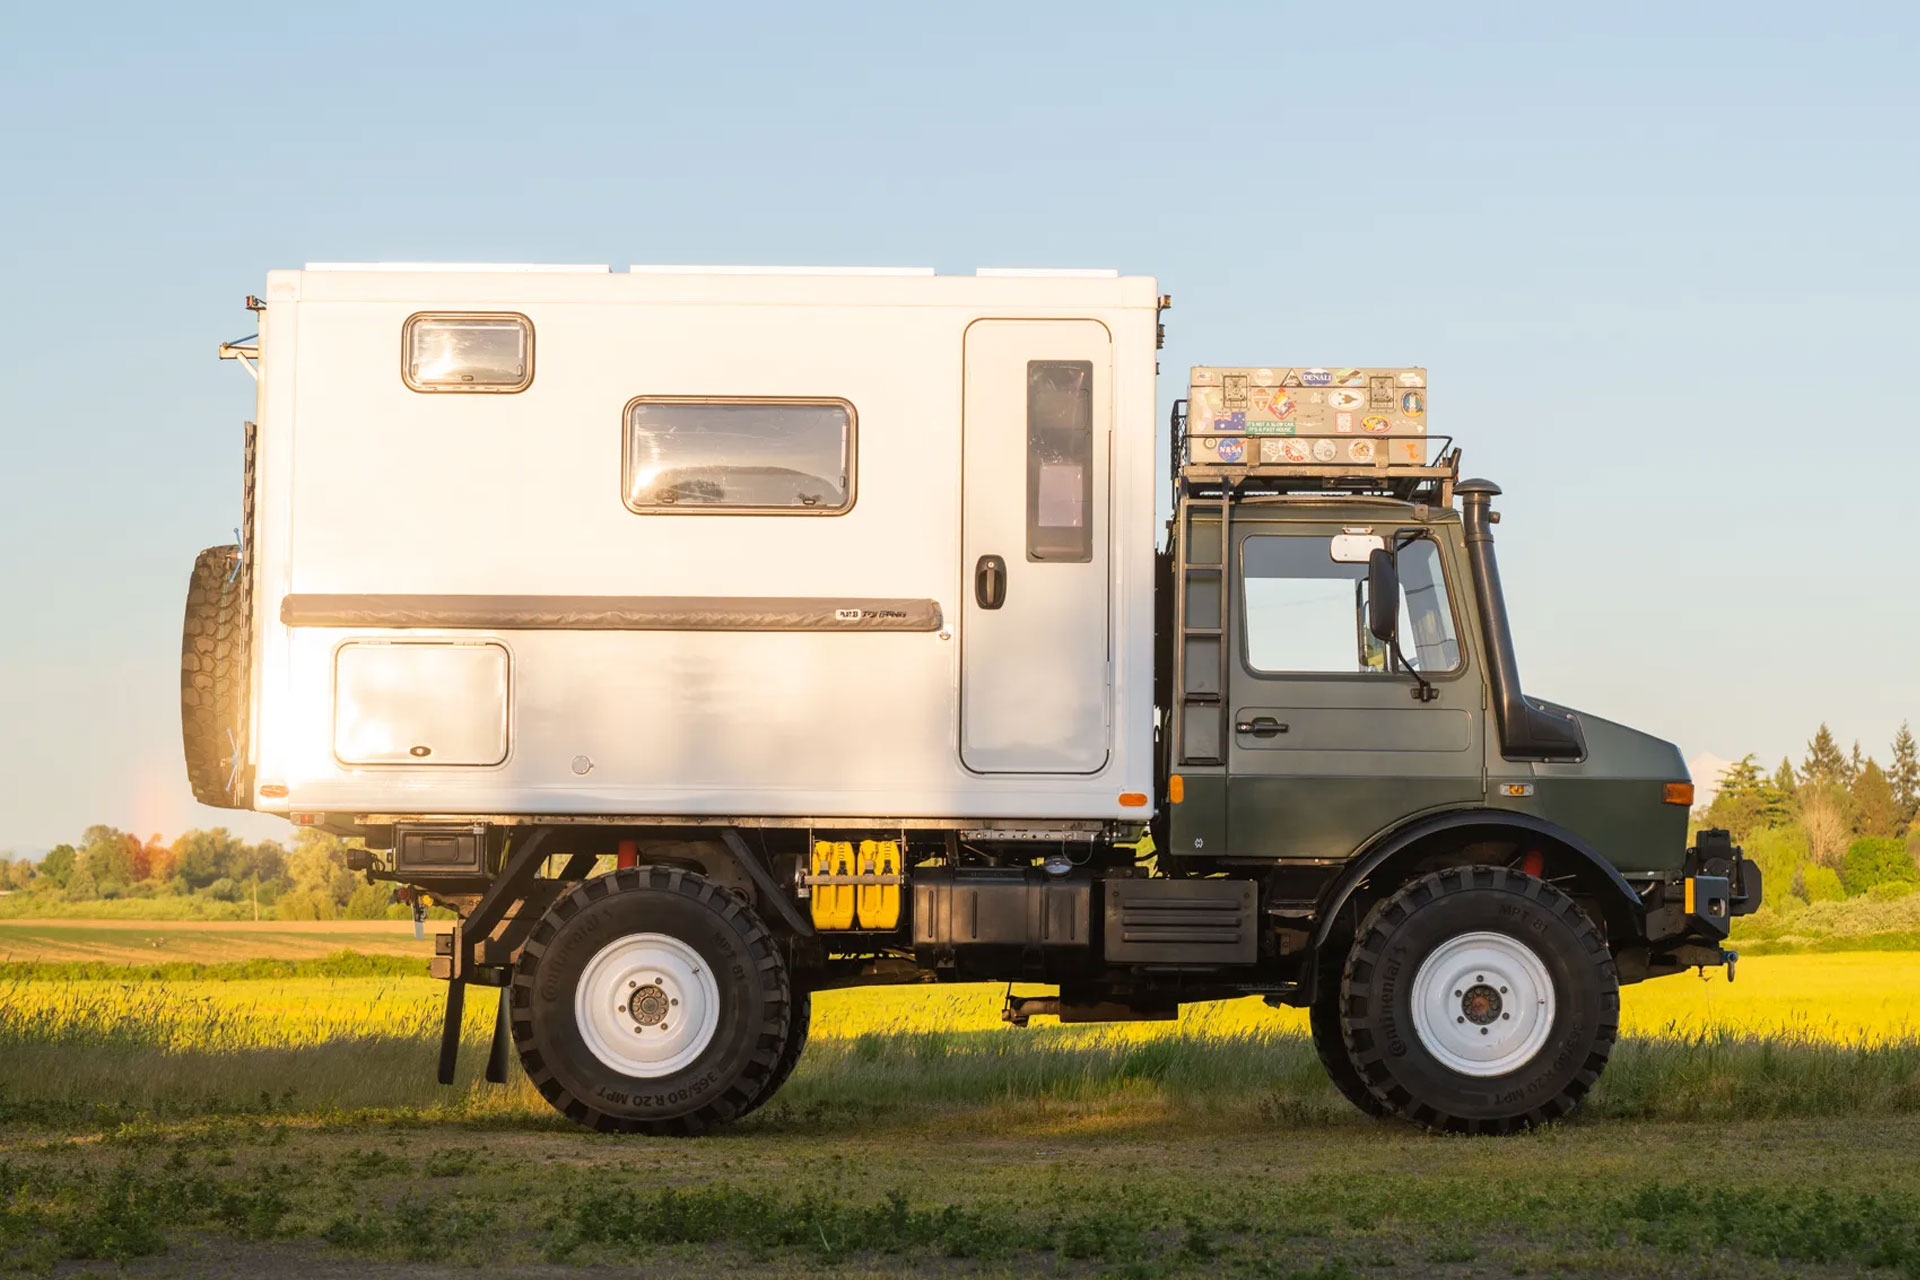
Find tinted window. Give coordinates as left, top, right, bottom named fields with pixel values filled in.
left=1242, top=535, right=1460, bottom=675
left=1027, top=360, right=1093, bottom=561
left=403, top=314, right=533, bottom=392
left=624, top=399, right=854, bottom=513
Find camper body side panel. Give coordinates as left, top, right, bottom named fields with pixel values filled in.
left=247, top=270, right=1157, bottom=821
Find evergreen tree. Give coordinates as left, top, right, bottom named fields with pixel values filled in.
left=1704, top=754, right=1792, bottom=840
left=1803, top=724, right=1847, bottom=786
left=1891, top=721, right=1919, bottom=828
left=1773, top=757, right=1798, bottom=799
left=1848, top=741, right=1864, bottom=787
left=1853, top=758, right=1898, bottom=838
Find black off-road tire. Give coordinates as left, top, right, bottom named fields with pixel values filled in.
left=510, top=867, right=791, bottom=1135
left=735, top=986, right=811, bottom=1119
left=1339, top=865, right=1619, bottom=1135
left=1309, top=965, right=1387, bottom=1118
left=180, top=544, right=250, bottom=808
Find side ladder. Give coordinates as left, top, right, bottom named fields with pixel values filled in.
left=1170, top=489, right=1233, bottom=766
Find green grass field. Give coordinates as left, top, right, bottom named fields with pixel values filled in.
left=0, top=922, right=1916, bottom=1277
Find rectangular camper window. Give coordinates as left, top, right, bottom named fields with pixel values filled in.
left=1026, top=360, right=1093, bottom=561
left=1241, top=534, right=1461, bottom=676
left=623, top=398, right=855, bottom=513
left=403, top=314, right=534, bottom=392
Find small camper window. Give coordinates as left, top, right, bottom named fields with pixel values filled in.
left=403, top=314, right=533, bottom=392
left=623, top=398, right=855, bottom=513
left=1026, top=360, right=1093, bottom=561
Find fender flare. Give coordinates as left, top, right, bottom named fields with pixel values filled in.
left=1306, top=808, right=1647, bottom=965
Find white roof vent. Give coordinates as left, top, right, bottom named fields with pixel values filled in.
left=627, top=264, right=935, bottom=276
left=304, top=262, right=611, bottom=273
left=974, top=267, right=1120, bottom=278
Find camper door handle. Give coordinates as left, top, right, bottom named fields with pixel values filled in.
left=975, top=555, right=1007, bottom=609
left=1237, top=717, right=1288, bottom=737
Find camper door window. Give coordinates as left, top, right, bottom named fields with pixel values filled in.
left=622, top=398, right=855, bottom=513
left=402, top=314, right=533, bottom=392
left=1027, top=360, right=1094, bottom=562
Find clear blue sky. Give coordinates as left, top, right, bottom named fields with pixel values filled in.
left=2, top=2, right=1915, bottom=852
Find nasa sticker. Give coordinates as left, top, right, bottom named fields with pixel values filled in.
left=1311, top=438, right=1338, bottom=462
left=1215, top=437, right=1246, bottom=463
left=1302, top=368, right=1333, bottom=386
left=1363, top=415, right=1391, bottom=434
left=1401, top=390, right=1425, bottom=417
left=1327, top=389, right=1364, bottom=411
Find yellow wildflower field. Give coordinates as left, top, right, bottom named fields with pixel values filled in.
left=4, top=950, right=1912, bottom=1052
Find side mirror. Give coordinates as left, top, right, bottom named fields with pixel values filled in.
left=1366, top=548, right=1399, bottom=642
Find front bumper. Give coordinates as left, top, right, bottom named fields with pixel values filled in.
left=1640, top=829, right=1761, bottom=976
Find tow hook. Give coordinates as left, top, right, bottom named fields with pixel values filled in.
left=1698, top=948, right=1738, bottom=983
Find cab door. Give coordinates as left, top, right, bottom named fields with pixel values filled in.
left=1225, top=523, right=1484, bottom=857
left=959, top=320, right=1112, bottom=773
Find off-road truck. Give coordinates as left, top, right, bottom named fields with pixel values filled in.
left=184, top=264, right=1758, bottom=1135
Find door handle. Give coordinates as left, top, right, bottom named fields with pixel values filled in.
left=1236, top=716, right=1289, bottom=737
left=975, top=554, right=1006, bottom=609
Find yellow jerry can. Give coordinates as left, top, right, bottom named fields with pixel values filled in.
left=810, top=840, right=856, bottom=930
left=856, top=839, right=901, bottom=930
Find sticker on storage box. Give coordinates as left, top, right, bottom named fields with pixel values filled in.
left=1188, top=436, right=1247, bottom=464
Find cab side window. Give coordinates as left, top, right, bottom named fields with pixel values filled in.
left=1242, top=535, right=1460, bottom=675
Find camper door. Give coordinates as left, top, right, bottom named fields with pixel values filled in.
left=960, top=319, right=1112, bottom=773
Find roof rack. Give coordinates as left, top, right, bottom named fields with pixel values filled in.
left=1169, top=401, right=1460, bottom=506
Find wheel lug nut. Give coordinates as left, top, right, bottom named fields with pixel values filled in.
left=1502, top=1013, right=1510, bottom=1020
left=1500, top=986, right=1508, bottom=994
left=1479, top=1028, right=1489, bottom=1035
left=1457, top=1016, right=1465, bottom=1024
left=670, top=998, right=678, bottom=1006
left=629, top=981, right=637, bottom=989
left=617, top=1005, right=625, bottom=1013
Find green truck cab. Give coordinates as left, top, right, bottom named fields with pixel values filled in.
left=1154, top=373, right=1757, bottom=1125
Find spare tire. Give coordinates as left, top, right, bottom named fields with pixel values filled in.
left=180, top=544, right=251, bottom=808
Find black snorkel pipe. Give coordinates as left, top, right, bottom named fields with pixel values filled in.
left=1458, top=479, right=1585, bottom=761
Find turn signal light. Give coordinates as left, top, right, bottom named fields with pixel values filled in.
left=1119, top=792, right=1149, bottom=808
left=1168, top=774, right=1185, bottom=804
left=1664, top=782, right=1695, bottom=806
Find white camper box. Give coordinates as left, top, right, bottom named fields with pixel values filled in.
left=242, top=265, right=1160, bottom=827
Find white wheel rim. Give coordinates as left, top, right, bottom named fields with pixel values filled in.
left=1410, top=930, right=1556, bottom=1078
left=574, top=932, right=722, bottom=1078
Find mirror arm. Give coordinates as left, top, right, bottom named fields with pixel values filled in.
left=1389, top=530, right=1437, bottom=703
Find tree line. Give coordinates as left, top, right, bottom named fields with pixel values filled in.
left=1703, top=720, right=1920, bottom=905
left=0, top=826, right=395, bottom=920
